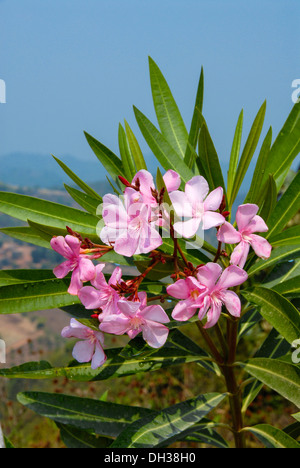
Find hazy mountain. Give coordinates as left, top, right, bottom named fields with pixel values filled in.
left=0, top=152, right=105, bottom=189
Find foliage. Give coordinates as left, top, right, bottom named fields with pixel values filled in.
left=0, top=57, right=299, bottom=449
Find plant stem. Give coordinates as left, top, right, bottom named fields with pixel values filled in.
left=195, top=321, right=224, bottom=365
left=220, top=318, right=246, bottom=448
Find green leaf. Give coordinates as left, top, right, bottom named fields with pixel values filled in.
left=0, top=276, right=80, bottom=314
left=52, top=155, right=102, bottom=200
left=272, top=275, right=300, bottom=298
left=262, top=101, right=300, bottom=190
left=266, top=170, right=300, bottom=239
left=84, top=131, right=124, bottom=182
left=182, top=423, right=229, bottom=448
left=229, top=101, right=267, bottom=206
left=0, top=192, right=98, bottom=235
left=111, top=392, right=226, bottom=448
left=124, top=119, right=147, bottom=171
left=242, top=328, right=290, bottom=413
left=0, top=226, right=52, bottom=249
left=197, top=119, right=225, bottom=192
left=57, top=423, right=112, bottom=448
left=0, top=269, right=57, bottom=287
left=64, top=185, right=101, bottom=215
left=247, top=244, right=300, bottom=278
left=227, top=109, right=244, bottom=203
left=118, top=123, right=137, bottom=181
left=149, top=56, right=188, bottom=158
left=244, top=424, right=300, bottom=448
left=133, top=106, right=194, bottom=185
left=283, top=421, right=300, bottom=440
left=0, top=346, right=206, bottom=382
left=240, top=358, right=300, bottom=408
left=262, top=259, right=300, bottom=289
left=242, top=287, right=300, bottom=344
left=27, top=219, right=103, bottom=247
left=243, top=126, right=272, bottom=205
left=269, top=225, right=300, bottom=247
left=17, top=391, right=153, bottom=438
left=258, top=174, right=277, bottom=223
left=184, top=67, right=204, bottom=168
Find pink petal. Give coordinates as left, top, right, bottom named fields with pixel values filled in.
left=217, top=221, right=242, bottom=244
left=127, top=328, right=142, bottom=340
left=163, top=170, right=181, bottom=192
left=50, top=236, right=74, bottom=259
left=167, top=279, right=192, bottom=299
left=171, top=299, right=198, bottom=321
left=117, top=299, right=141, bottom=317
left=185, top=176, right=209, bottom=204
left=139, top=305, right=170, bottom=323
left=65, top=235, right=81, bottom=257
left=198, top=295, right=211, bottom=321
left=203, top=187, right=223, bottom=212
left=99, top=314, right=130, bottom=335
left=249, top=234, right=272, bottom=259
left=78, top=286, right=103, bottom=309
left=61, top=319, right=90, bottom=339
left=141, top=321, right=169, bottom=348
left=235, top=204, right=258, bottom=232
left=91, top=264, right=107, bottom=289
left=78, top=257, right=96, bottom=282
left=108, top=266, right=123, bottom=286
left=102, top=194, right=129, bottom=228
left=217, top=265, right=248, bottom=290
left=114, top=230, right=140, bottom=257
left=53, top=259, right=73, bottom=279
left=137, top=291, right=148, bottom=308
left=169, top=190, right=193, bottom=218
left=91, top=341, right=107, bottom=369
left=246, top=215, right=269, bottom=234
left=220, top=290, right=241, bottom=318
left=72, top=340, right=94, bottom=363
left=68, top=267, right=83, bottom=295
left=173, top=217, right=201, bottom=238
left=230, top=241, right=250, bottom=268
left=202, top=211, right=225, bottom=230
left=196, top=263, right=222, bottom=290
left=132, top=170, right=155, bottom=199
left=135, top=224, right=163, bottom=254
left=203, top=301, right=222, bottom=329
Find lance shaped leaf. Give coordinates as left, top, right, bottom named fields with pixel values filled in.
left=111, top=392, right=226, bottom=448
left=245, top=424, right=300, bottom=448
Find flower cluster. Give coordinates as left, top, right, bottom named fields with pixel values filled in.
left=51, top=170, right=272, bottom=369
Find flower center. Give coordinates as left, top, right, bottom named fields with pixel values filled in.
left=190, top=289, right=201, bottom=300
left=130, top=316, right=144, bottom=330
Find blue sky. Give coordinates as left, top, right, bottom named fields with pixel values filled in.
left=0, top=0, right=299, bottom=180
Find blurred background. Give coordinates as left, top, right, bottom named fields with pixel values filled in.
left=0, top=0, right=299, bottom=447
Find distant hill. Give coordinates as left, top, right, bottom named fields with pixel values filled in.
left=0, top=152, right=106, bottom=189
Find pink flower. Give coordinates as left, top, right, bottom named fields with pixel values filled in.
left=166, top=277, right=208, bottom=321
left=127, top=169, right=181, bottom=206
left=61, top=318, right=107, bottom=369
left=50, top=235, right=97, bottom=295
left=217, top=204, right=272, bottom=268
left=170, top=176, right=225, bottom=238
left=78, top=264, right=122, bottom=319
left=167, top=263, right=248, bottom=328
left=196, top=263, right=248, bottom=328
left=99, top=292, right=170, bottom=348
left=100, top=191, right=162, bottom=257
